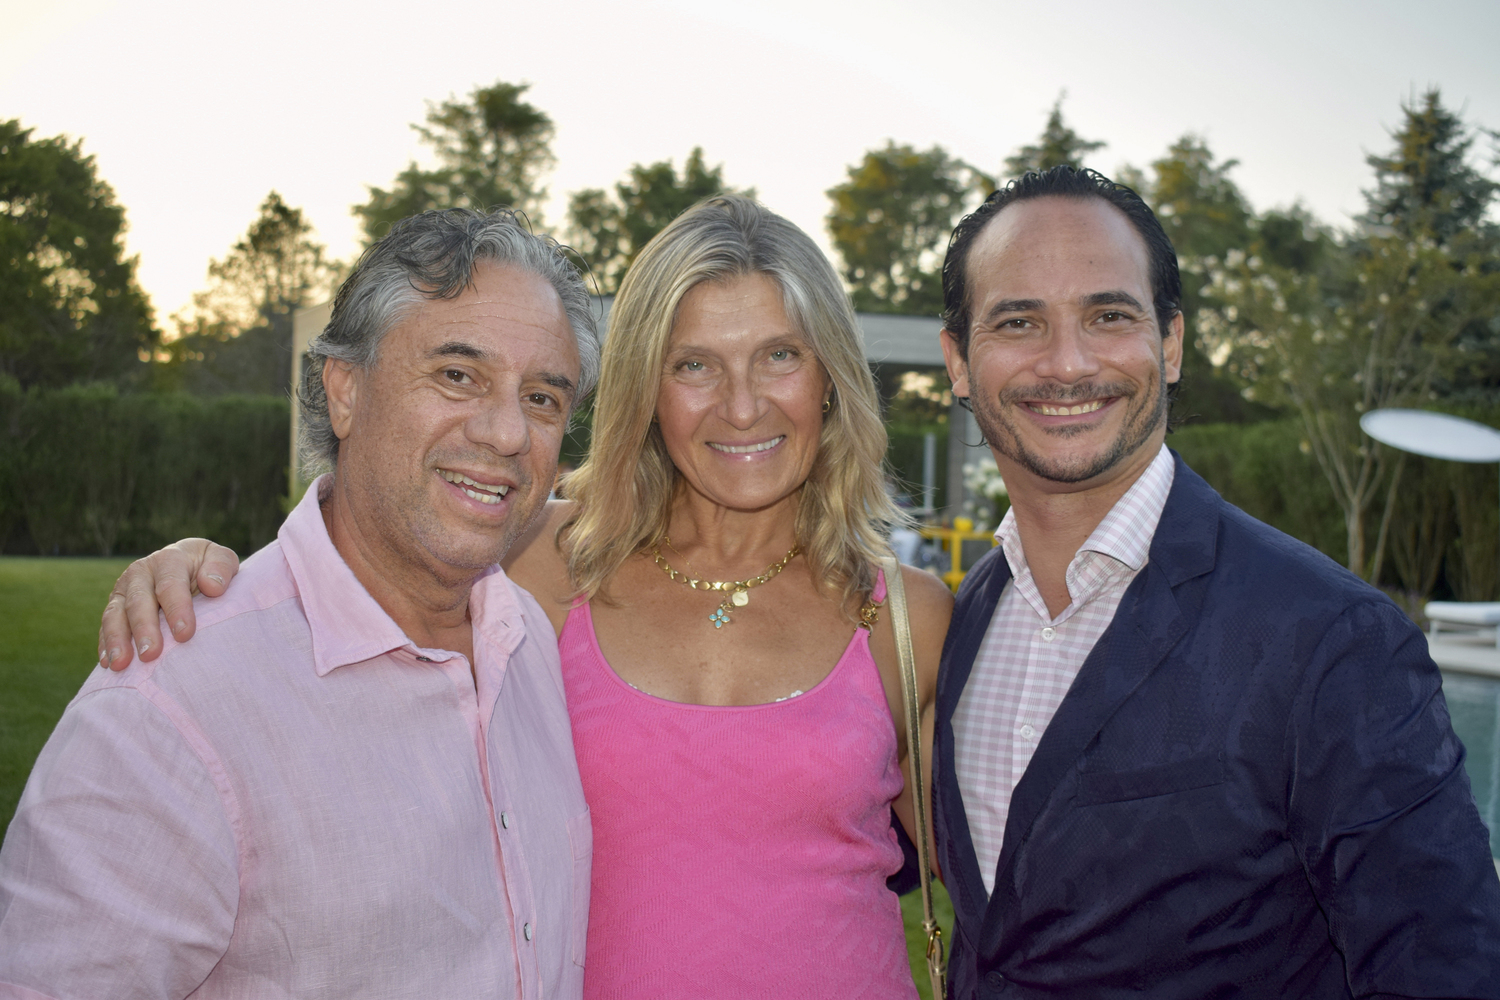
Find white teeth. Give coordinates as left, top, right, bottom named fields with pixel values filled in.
left=464, top=487, right=502, bottom=504
left=708, top=436, right=785, bottom=455
left=440, top=469, right=509, bottom=498
left=1034, top=400, right=1105, bottom=416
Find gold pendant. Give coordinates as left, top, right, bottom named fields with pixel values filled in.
left=731, top=588, right=749, bottom=607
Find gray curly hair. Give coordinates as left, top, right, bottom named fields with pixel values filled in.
left=298, top=208, right=599, bottom=472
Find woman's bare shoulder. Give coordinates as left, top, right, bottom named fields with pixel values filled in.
left=899, top=564, right=954, bottom=619
left=897, top=565, right=953, bottom=692
left=502, top=500, right=575, bottom=605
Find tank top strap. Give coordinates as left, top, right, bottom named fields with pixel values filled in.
left=872, top=566, right=887, bottom=603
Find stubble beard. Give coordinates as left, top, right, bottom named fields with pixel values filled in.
left=357, top=450, right=540, bottom=580
left=968, top=357, right=1169, bottom=486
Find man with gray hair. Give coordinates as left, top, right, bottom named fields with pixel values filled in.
left=0, top=210, right=599, bottom=999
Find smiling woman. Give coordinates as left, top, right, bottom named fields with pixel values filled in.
left=500, top=196, right=952, bottom=997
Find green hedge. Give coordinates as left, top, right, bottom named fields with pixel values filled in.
left=1170, top=419, right=1348, bottom=565
left=1171, top=410, right=1500, bottom=603
left=0, top=379, right=289, bottom=557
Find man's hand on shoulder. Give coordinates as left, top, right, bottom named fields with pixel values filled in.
left=100, top=540, right=241, bottom=671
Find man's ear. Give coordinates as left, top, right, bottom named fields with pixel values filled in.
left=939, top=328, right=971, bottom=399
left=1163, top=311, right=1185, bottom=385
left=323, top=358, right=359, bottom=442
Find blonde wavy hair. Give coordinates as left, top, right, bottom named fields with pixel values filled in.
left=561, top=195, right=901, bottom=610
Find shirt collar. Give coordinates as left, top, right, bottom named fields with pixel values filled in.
left=278, top=475, right=528, bottom=676
left=995, top=442, right=1176, bottom=579
left=1078, top=443, right=1175, bottom=571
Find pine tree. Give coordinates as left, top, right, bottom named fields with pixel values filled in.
left=1363, top=88, right=1498, bottom=247
left=1002, top=97, right=1105, bottom=179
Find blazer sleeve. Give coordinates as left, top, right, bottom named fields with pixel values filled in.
left=0, top=686, right=239, bottom=999
left=886, top=808, right=920, bottom=896
left=1287, top=599, right=1500, bottom=995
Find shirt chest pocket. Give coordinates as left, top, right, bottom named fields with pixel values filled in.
left=1075, top=753, right=1226, bottom=806
left=567, top=809, right=592, bottom=968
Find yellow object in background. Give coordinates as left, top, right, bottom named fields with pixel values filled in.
left=919, top=520, right=998, bottom=592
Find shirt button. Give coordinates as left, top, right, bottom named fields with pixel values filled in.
left=1040, top=627, right=1056, bottom=642
left=1019, top=724, right=1035, bottom=740
left=985, top=969, right=1007, bottom=991
left=416, top=655, right=433, bottom=662
left=523, top=922, right=533, bottom=941
left=500, top=812, right=510, bottom=829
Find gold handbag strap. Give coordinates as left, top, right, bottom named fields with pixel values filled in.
left=879, top=554, right=946, bottom=998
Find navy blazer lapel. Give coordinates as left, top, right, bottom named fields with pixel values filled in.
left=983, top=454, right=1220, bottom=943
left=934, top=545, right=1012, bottom=948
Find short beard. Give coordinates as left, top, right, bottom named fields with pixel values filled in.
left=968, top=359, right=1169, bottom=485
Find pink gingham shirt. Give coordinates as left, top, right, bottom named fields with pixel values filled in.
left=0, top=477, right=591, bottom=1000
left=953, top=445, right=1174, bottom=894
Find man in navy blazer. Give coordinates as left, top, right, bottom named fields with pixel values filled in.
left=931, top=165, right=1500, bottom=997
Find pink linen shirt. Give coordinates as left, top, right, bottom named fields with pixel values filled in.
left=952, top=444, right=1174, bottom=894
left=0, top=477, right=591, bottom=1000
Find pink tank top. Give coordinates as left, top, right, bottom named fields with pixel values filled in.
left=558, top=572, right=916, bottom=999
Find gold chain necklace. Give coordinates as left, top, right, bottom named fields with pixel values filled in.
left=650, top=541, right=801, bottom=630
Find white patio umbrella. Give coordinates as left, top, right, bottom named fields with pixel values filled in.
left=1360, top=409, right=1500, bottom=629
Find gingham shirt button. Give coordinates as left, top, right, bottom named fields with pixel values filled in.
left=1040, top=627, right=1056, bottom=641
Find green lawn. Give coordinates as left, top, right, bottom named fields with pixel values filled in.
left=1, top=556, right=133, bottom=834
left=0, top=554, right=955, bottom=991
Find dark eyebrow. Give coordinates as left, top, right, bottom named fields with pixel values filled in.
left=427, top=341, right=487, bottom=360
left=980, top=298, right=1046, bottom=325
left=1081, top=291, right=1146, bottom=311
left=427, top=343, right=574, bottom=394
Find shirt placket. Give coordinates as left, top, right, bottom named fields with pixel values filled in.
left=1013, top=552, right=1107, bottom=766
left=1020, top=637, right=1070, bottom=780
left=420, top=638, right=534, bottom=1000
left=1010, top=568, right=1060, bottom=783
left=473, top=618, right=540, bottom=1000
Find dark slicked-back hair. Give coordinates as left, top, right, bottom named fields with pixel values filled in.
left=941, top=165, right=1182, bottom=361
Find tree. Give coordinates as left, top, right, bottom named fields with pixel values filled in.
left=566, top=148, right=749, bottom=294
left=1139, top=136, right=1276, bottom=424
left=826, top=142, right=979, bottom=315
left=1363, top=88, right=1499, bottom=247
left=1363, top=88, right=1500, bottom=397
left=1002, top=97, right=1105, bottom=179
left=1199, top=93, right=1500, bottom=579
left=165, top=191, right=340, bottom=395
left=184, top=191, right=339, bottom=333
left=354, top=81, right=555, bottom=243
left=0, top=120, right=156, bottom=388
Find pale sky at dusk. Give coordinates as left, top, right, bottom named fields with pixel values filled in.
left=3, top=0, right=1497, bottom=324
